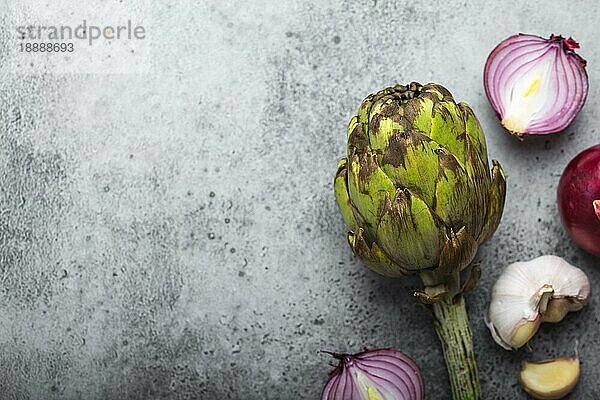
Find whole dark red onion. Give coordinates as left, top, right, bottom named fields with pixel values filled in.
left=321, top=348, right=424, bottom=400
left=557, top=144, right=600, bottom=256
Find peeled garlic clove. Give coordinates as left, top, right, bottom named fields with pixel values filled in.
left=486, top=255, right=590, bottom=349
left=519, top=357, right=580, bottom=399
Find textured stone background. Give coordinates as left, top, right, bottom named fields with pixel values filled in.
left=0, top=1, right=599, bottom=399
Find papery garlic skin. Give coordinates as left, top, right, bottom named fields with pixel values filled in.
left=486, top=255, right=590, bottom=350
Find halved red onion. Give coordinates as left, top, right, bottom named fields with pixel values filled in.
left=321, top=348, right=424, bottom=400
left=484, top=33, right=588, bottom=137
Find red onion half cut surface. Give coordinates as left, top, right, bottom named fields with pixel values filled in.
left=321, top=348, right=424, bottom=400
left=484, top=33, right=588, bottom=137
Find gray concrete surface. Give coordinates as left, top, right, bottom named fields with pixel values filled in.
left=0, top=1, right=599, bottom=399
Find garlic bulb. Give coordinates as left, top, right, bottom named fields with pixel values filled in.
left=486, top=255, right=590, bottom=350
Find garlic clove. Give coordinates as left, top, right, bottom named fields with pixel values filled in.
left=541, top=298, right=575, bottom=323
left=519, top=357, right=580, bottom=399
left=511, top=319, right=540, bottom=349
left=487, top=255, right=590, bottom=349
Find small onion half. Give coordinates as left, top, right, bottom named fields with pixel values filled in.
left=484, top=33, right=588, bottom=137
left=321, top=348, right=424, bottom=400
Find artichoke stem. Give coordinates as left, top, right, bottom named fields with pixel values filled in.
left=432, top=295, right=481, bottom=400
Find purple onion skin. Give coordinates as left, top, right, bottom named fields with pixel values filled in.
left=321, top=348, right=424, bottom=400
left=558, top=144, right=600, bottom=256
left=484, top=33, right=588, bottom=137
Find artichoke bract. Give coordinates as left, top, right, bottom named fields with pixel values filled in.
left=334, top=82, right=506, bottom=400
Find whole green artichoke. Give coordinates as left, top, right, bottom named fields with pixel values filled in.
left=333, top=82, right=506, bottom=400
left=335, top=82, right=505, bottom=281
